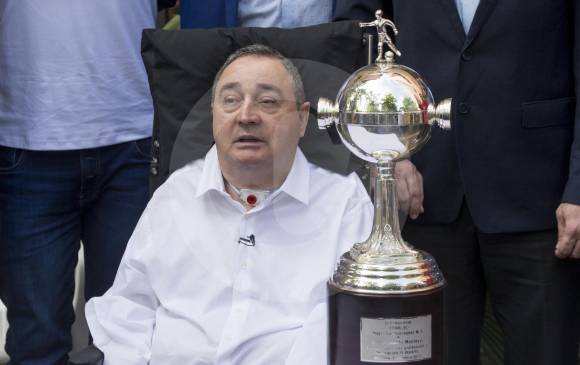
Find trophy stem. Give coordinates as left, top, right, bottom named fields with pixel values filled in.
left=356, top=161, right=413, bottom=261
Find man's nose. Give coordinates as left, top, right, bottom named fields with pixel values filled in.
left=237, top=99, right=260, bottom=124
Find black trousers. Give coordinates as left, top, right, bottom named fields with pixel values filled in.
left=402, top=202, right=580, bottom=365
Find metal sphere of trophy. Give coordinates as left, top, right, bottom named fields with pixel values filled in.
left=318, top=55, right=451, bottom=164
left=319, top=11, right=452, bottom=365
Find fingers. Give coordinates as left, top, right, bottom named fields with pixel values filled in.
left=394, top=160, right=424, bottom=219
left=555, top=205, right=567, bottom=258
left=396, top=174, right=410, bottom=214
left=571, top=240, right=580, bottom=259
left=556, top=237, right=580, bottom=259
left=555, top=203, right=580, bottom=259
left=407, top=169, right=424, bottom=219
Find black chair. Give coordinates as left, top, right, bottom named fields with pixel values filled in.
left=67, top=20, right=367, bottom=365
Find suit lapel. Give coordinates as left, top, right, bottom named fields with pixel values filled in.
left=464, top=0, right=498, bottom=49
left=438, top=0, right=466, bottom=42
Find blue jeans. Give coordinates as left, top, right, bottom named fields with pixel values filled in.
left=0, top=139, right=151, bottom=365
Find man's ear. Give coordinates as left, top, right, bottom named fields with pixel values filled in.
left=298, top=101, right=310, bottom=137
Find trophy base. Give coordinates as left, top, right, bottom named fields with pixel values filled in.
left=329, top=284, right=445, bottom=365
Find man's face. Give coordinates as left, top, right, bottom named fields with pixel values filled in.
left=212, top=55, right=309, bottom=170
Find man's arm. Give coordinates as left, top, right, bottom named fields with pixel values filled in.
left=85, top=209, right=160, bottom=364
left=359, top=21, right=377, bottom=27
left=555, top=1, right=580, bottom=259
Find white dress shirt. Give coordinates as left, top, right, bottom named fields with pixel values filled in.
left=85, top=146, right=373, bottom=365
left=454, top=0, right=480, bottom=33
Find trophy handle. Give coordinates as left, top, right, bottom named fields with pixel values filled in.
left=428, top=98, right=452, bottom=130
left=317, top=97, right=339, bottom=129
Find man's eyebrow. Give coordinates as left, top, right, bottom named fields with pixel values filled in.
left=217, top=82, right=284, bottom=95
left=256, top=83, right=282, bottom=95
left=218, top=82, right=241, bottom=93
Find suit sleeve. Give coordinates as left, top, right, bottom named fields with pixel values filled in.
left=562, top=1, right=580, bottom=204
left=85, top=207, right=160, bottom=365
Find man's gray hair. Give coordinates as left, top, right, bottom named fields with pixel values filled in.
left=211, top=44, right=305, bottom=104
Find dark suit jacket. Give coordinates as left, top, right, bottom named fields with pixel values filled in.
left=335, top=0, right=579, bottom=233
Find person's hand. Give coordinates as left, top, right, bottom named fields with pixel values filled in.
left=394, top=160, right=424, bottom=219
left=555, top=202, right=580, bottom=259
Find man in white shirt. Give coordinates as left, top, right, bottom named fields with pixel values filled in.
left=85, top=44, right=373, bottom=364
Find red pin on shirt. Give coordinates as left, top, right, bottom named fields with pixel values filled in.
left=246, top=194, right=258, bottom=206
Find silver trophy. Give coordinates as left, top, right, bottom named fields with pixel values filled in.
left=319, top=12, right=451, bottom=365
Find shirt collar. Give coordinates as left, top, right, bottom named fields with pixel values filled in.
left=194, top=145, right=226, bottom=199
left=194, top=145, right=310, bottom=205
left=276, top=148, right=310, bottom=205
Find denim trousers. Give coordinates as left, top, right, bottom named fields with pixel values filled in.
left=0, top=139, right=151, bottom=365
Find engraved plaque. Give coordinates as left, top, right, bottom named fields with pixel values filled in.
left=360, top=315, right=432, bottom=363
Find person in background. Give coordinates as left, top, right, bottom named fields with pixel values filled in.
left=0, top=0, right=175, bottom=363
left=180, top=0, right=334, bottom=29
left=335, top=1, right=580, bottom=365
left=85, top=44, right=373, bottom=364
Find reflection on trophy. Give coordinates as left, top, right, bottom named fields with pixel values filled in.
left=318, top=11, right=452, bottom=365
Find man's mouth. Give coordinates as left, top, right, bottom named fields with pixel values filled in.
left=235, top=136, right=263, bottom=143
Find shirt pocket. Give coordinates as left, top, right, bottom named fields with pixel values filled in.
left=521, top=97, right=575, bottom=129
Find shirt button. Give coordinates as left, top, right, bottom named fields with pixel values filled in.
left=241, top=263, right=247, bottom=270
left=458, top=102, right=471, bottom=114
left=461, top=49, right=472, bottom=61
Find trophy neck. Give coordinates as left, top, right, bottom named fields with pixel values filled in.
left=363, top=161, right=411, bottom=259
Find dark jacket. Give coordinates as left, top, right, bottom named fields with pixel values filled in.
left=335, top=0, right=579, bottom=233
left=179, top=0, right=238, bottom=28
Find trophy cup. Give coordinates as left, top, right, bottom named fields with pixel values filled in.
left=318, top=11, right=452, bottom=365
